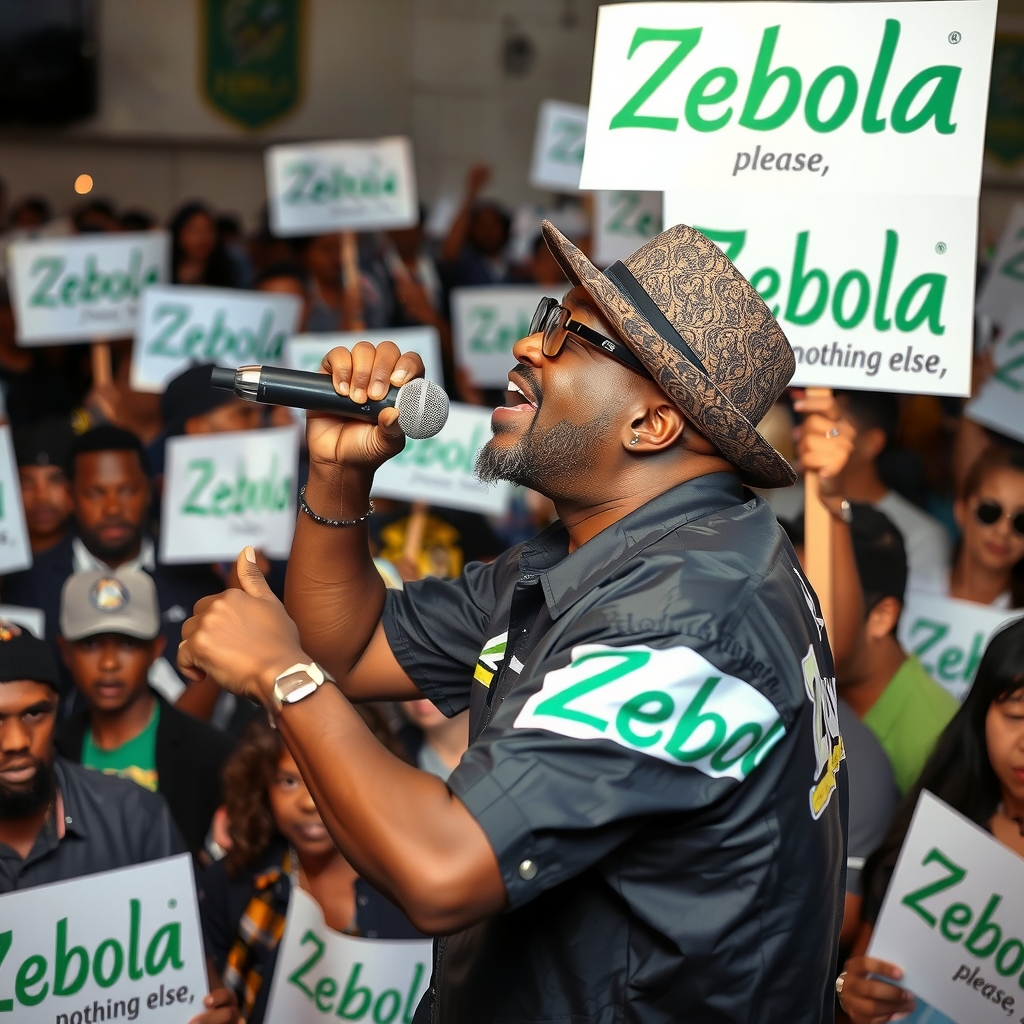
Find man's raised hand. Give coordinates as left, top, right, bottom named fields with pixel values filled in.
left=307, top=341, right=426, bottom=473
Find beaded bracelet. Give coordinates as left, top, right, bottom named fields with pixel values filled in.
left=298, top=485, right=374, bottom=527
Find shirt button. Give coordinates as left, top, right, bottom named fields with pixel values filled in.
left=518, top=859, right=538, bottom=880
left=357, top=895, right=368, bottom=906
left=365, top=930, right=378, bottom=938
left=65, top=817, right=72, bottom=824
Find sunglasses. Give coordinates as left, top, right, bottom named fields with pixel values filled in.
left=974, top=500, right=1024, bottom=537
left=529, top=297, right=651, bottom=377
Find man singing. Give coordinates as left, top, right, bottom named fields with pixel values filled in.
left=179, top=222, right=846, bottom=1023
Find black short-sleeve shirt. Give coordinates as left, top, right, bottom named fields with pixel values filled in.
left=383, top=473, right=847, bottom=1024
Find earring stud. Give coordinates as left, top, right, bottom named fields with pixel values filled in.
left=630, top=434, right=639, bottom=446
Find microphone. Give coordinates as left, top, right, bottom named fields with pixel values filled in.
left=210, top=365, right=450, bottom=439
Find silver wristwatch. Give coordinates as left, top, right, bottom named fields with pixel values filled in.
left=271, top=661, right=335, bottom=714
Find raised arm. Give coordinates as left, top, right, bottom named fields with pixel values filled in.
left=283, top=341, right=424, bottom=700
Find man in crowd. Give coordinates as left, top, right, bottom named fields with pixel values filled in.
left=55, top=569, right=234, bottom=853
left=834, top=391, right=951, bottom=594
left=14, top=417, right=74, bottom=555
left=0, top=624, right=183, bottom=891
left=838, top=505, right=959, bottom=793
left=3, top=425, right=222, bottom=707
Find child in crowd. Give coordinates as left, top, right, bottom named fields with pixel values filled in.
left=838, top=618, right=1024, bottom=1023
left=198, top=715, right=421, bottom=1024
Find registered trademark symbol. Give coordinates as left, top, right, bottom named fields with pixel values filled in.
left=948, top=30, right=961, bottom=44
left=935, top=242, right=947, bottom=254
left=168, top=898, right=177, bottom=908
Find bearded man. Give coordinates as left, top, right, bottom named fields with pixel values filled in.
left=179, top=223, right=847, bottom=1024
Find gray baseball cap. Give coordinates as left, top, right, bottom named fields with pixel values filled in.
left=60, top=569, right=161, bottom=642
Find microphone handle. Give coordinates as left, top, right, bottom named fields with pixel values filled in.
left=254, top=366, right=400, bottom=421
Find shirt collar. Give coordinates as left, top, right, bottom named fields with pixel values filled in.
left=520, top=473, right=748, bottom=620
left=72, top=535, right=155, bottom=574
left=52, top=759, right=89, bottom=840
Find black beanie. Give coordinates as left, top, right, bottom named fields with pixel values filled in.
left=0, top=626, right=60, bottom=690
left=160, top=363, right=233, bottom=434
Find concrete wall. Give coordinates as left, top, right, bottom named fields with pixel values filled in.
left=0, top=0, right=599, bottom=229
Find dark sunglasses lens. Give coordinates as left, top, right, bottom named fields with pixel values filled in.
left=976, top=501, right=1002, bottom=526
left=1014, top=514, right=1024, bottom=537
left=530, top=298, right=557, bottom=336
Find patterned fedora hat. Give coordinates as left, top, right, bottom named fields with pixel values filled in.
left=542, top=219, right=798, bottom=489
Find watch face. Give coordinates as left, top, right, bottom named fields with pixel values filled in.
left=276, top=670, right=320, bottom=704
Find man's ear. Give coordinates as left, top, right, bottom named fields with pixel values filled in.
left=860, top=426, right=888, bottom=461
left=624, top=401, right=686, bottom=452
left=152, top=635, right=167, bottom=661
left=953, top=496, right=965, bottom=531
left=57, top=635, right=71, bottom=670
left=865, top=596, right=901, bottom=640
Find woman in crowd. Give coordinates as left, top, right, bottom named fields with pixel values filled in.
left=837, top=618, right=1024, bottom=1023
left=170, top=201, right=237, bottom=287
left=198, top=713, right=421, bottom=1024
left=948, top=446, right=1024, bottom=608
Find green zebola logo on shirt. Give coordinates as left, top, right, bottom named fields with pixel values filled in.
left=514, top=644, right=785, bottom=781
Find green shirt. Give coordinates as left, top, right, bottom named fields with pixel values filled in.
left=862, top=654, right=959, bottom=795
left=82, top=702, right=160, bottom=792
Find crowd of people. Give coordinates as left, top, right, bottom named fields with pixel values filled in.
left=0, top=163, right=1021, bottom=1024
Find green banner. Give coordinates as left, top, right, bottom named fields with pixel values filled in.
left=202, top=0, right=303, bottom=130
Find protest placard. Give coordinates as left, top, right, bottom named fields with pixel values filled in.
left=451, top=285, right=546, bottom=388
left=975, top=204, right=1024, bottom=327
left=131, top=285, right=302, bottom=393
left=592, top=191, right=663, bottom=266
left=265, top=136, right=418, bottom=236
left=868, top=791, right=1024, bottom=1024
left=0, top=854, right=207, bottom=1024
left=0, top=605, right=44, bottom=638
left=898, top=592, right=1022, bottom=701
left=663, top=191, right=977, bottom=396
left=965, top=311, right=1024, bottom=442
left=6, top=232, right=169, bottom=345
left=160, top=425, right=300, bottom=564
left=287, top=326, right=444, bottom=386
left=371, top=403, right=510, bottom=516
left=529, top=101, right=588, bottom=193
left=580, top=1, right=997, bottom=196
left=264, top=888, right=431, bottom=1024
left=0, top=424, right=32, bottom=575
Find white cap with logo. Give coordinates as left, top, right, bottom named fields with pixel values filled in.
left=60, top=569, right=161, bottom=642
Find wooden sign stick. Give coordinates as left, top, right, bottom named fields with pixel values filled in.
left=404, top=502, right=429, bottom=568
left=340, top=231, right=366, bottom=332
left=91, top=340, right=113, bottom=388
left=803, top=386, right=835, bottom=635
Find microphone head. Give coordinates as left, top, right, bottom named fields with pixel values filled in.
left=394, top=378, right=450, bottom=439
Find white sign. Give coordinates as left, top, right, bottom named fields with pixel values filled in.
left=287, top=327, right=444, bottom=386
left=372, top=403, right=511, bottom=516
left=0, top=855, right=207, bottom=1023
left=977, top=205, right=1024, bottom=327
left=0, top=425, right=32, bottom=575
left=0, top=604, right=44, bottom=638
left=7, top=232, right=169, bottom=345
left=160, top=425, right=300, bottom=564
left=869, top=792, right=1024, bottom=1024
left=131, top=285, right=302, bottom=393
left=529, top=101, right=589, bottom=193
left=265, top=137, right=418, bottom=236
left=592, top=191, right=663, bottom=266
left=966, top=313, right=1024, bottom=442
left=263, top=888, right=431, bottom=1024
left=663, top=191, right=976, bottom=396
left=898, top=592, right=1022, bottom=701
left=451, top=285, right=547, bottom=388
left=580, top=1, right=997, bottom=196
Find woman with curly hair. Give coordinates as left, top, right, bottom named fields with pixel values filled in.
left=197, top=711, right=421, bottom=1024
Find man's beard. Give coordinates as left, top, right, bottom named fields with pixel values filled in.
left=476, top=410, right=610, bottom=496
left=0, top=757, right=56, bottom=819
left=79, top=520, right=141, bottom=563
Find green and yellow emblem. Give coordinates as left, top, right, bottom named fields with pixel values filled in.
left=201, top=0, right=304, bottom=131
